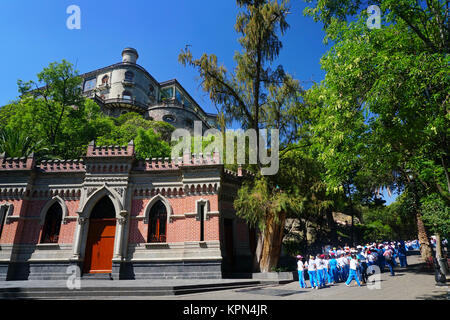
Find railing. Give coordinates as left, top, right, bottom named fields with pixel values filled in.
left=102, top=97, right=149, bottom=111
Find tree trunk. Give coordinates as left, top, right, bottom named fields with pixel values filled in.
left=258, top=210, right=286, bottom=272
left=325, top=208, right=337, bottom=244
left=416, top=212, right=433, bottom=261
left=253, top=231, right=264, bottom=272
left=435, top=233, right=449, bottom=277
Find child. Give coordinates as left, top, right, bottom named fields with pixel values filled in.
left=297, top=255, right=307, bottom=288
left=337, top=253, right=346, bottom=282
left=345, top=254, right=362, bottom=287
left=328, top=253, right=339, bottom=284
left=323, top=254, right=332, bottom=284
left=315, top=254, right=325, bottom=288
left=307, top=255, right=318, bottom=289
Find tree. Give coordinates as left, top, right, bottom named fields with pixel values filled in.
left=2, top=60, right=116, bottom=159
left=135, top=128, right=172, bottom=160
left=303, top=1, right=449, bottom=261
left=179, top=0, right=300, bottom=272
left=1, top=61, right=175, bottom=161
left=96, top=112, right=174, bottom=160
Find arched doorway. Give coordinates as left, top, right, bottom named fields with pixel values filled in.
left=147, top=200, right=167, bottom=243
left=83, top=196, right=116, bottom=274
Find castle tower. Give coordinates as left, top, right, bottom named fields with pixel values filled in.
left=121, top=47, right=139, bottom=64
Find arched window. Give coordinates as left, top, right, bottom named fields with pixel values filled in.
left=40, top=202, right=63, bottom=243
left=125, top=71, right=134, bottom=82
left=147, top=201, right=167, bottom=243
left=102, top=75, right=109, bottom=84
left=123, top=91, right=132, bottom=100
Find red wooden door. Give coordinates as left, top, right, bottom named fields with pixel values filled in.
left=83, top=219, right=116, bottom=274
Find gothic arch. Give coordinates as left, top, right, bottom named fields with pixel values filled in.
left=80, top=186, right=123, bottom=219
left=39, top=196, right=68, bottom=225
left=143, top=194, right=172, bottom=224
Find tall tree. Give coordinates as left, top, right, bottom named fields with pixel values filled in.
left=303, top=1, right=449, bottom=260
left=179, top=0, right=302, bottom=272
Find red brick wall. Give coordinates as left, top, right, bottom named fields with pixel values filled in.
left=129, top=194, right=220, bottom=244
left=0, top=199, right=79, bottom=244
left=0, top=199, right=23, bottom=244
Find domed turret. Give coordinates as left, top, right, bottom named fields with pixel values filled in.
left=122, top=48, right=139, bottom=64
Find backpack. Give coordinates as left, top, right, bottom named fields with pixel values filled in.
left=383, top=250, right=392, bottom=260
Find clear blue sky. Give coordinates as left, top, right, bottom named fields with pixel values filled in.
left=0, top=0, right=397, bottom=204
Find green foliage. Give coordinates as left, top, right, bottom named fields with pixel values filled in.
left=359, top=192, right=417, bottom=241
left=1, top=61, right=175, bottom=161
left=303, top=0, right=449, bottom=55
left=179, top=0, right=296, bottom=170
left=421, top=193, right=450, bottom=237
left=1, top=60, right=116, bottom=159
left=135, top=128, right=171, bottom=160
left=0, top=126, right=48, bottom=158
left=303, top=0, right=450, bottom=239
left=96, top=112, right=174, bottom=160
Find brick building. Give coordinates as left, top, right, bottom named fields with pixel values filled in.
left=0, top=48, right=255, bottom=281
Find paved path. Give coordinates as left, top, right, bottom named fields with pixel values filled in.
left=99, top=255, right=449, bottom=300
left=0, top=255, right=448, bottom=300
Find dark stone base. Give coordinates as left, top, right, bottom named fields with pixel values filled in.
left=113, top=260, right=223, bottom=280
left=222, top=255, right=254, bottom=274
left=6, top=262, right=79, bottom=280
left=0, top=263, right=8, bottom=281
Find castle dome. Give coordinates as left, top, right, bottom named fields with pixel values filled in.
left=122, top=47, right=139, bottom=64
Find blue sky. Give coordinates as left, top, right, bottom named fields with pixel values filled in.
left=0, top=0, right=397, bottom=204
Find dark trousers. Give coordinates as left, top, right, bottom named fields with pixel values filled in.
left=386, top=259, right=395, bottom=275
left=399, top=255, right=407, bottom=267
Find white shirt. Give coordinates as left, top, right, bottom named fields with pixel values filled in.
left=337, top=257, right=345, bottom=267
left=316, top=258, right=324, bottom=270
left=323, top=259, right=330, bottom=269
left=350, top=259, right=358, bottom=270
left=297, top=260, right=305, bottom=271
left=307, top=259, right=317, bottom=271
left=343, top=257, right=350, bottom=265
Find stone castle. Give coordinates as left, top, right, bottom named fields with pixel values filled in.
left=81, top=47, right=217, bottom=133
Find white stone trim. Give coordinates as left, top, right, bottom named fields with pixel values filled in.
left=142, top=194, right=172, bottom=224
left=0, top=203, right=14, bottom=225
left=39, top=196, right=69, bottom=226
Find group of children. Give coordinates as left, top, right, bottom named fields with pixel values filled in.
left=296, top=241, right=411, bottom=289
